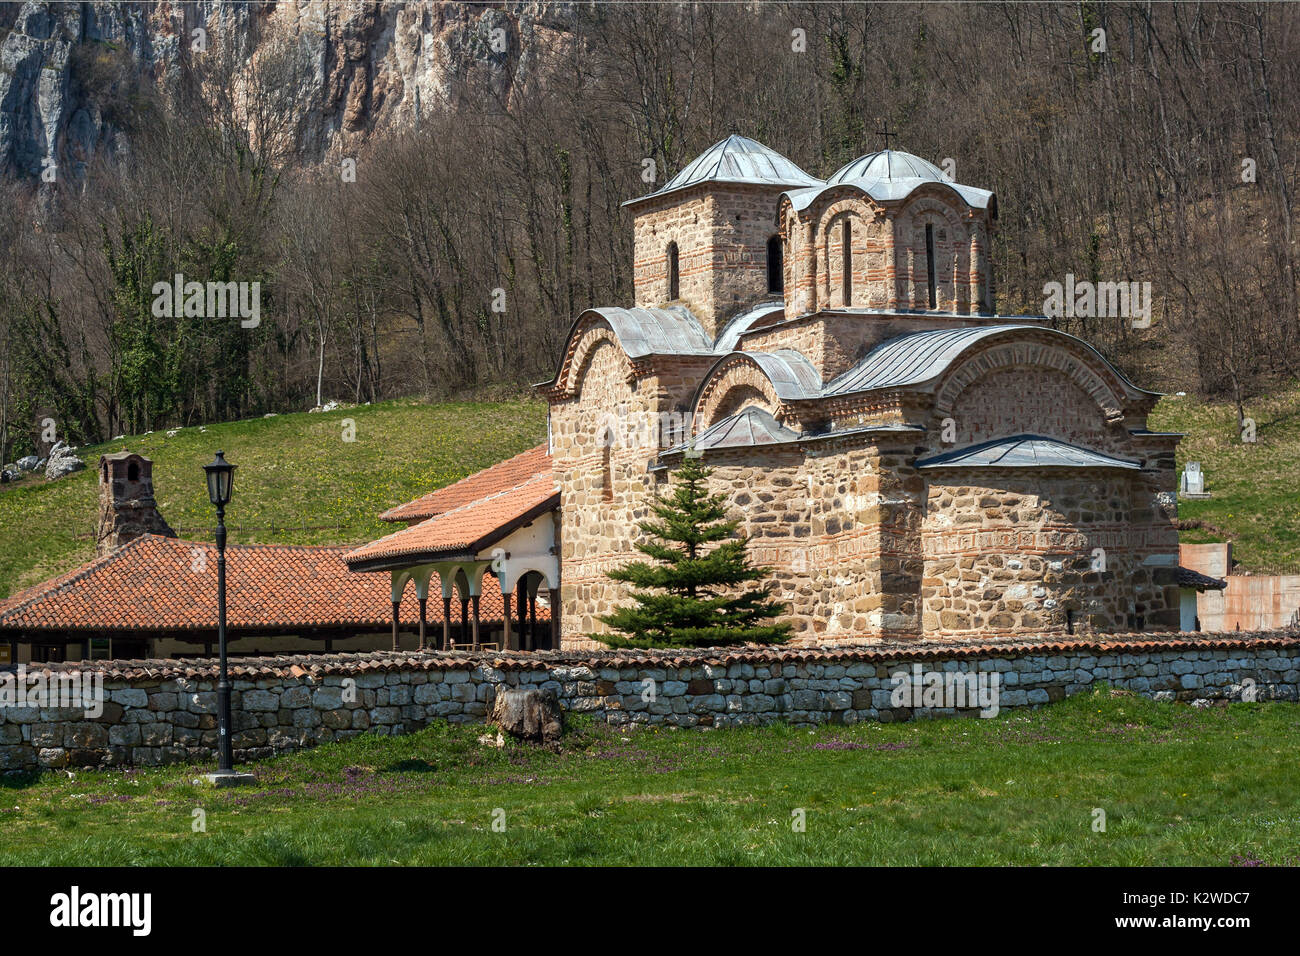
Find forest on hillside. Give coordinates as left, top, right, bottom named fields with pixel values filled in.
left=0, top=1, right=1296, bottom=459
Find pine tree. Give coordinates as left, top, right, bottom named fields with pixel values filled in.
left=596, top=456, right=792, bottom=648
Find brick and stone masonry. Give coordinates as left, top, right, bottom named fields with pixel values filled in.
left=548, top=187, right=1179, bottom=646
left=1, top=633, right=1295, bottom=771
left=96, top=452, right=176, bottom=556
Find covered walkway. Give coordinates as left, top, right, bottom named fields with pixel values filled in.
left=345, top=445, right=561, bottom=652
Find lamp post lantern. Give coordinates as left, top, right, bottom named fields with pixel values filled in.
left=202, top=450, right=250, bottom=784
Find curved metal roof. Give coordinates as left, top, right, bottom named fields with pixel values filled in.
left=824, top=325, right=1028, bottom=395
left=701, top=349, right=822, bottom=404
left=685, top=406, right=801, bottom=452
left=713, top=302, right=786, bottom=352
left=823, top=324, right=1157, bottom=398
left=748, top=350, right=823, bottom=399
left=827, top=149, right=948, bottom=185
left=625, top=135, right=822, bottom=207
left=916, top=435, right=1141, bottom=470
left=587, top=305, right=714, bottom=358
left=784, top=148, right=994, bottom=213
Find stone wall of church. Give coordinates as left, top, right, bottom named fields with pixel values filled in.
left=895, top=193, right=968, bottom=311
left=550, top=333, right=713, bottom=649
left=567, top=427, right=1183, bottom=645
left=632, top=192, right=712, bottom=321
left=622, top=435, right=1178, bottom=643
left=916, top=355, right=1181, bottom=636
left=660, top=434, right=926, bottom=644
left=550, top=337, right=649, bottom=646
left=782, top=195, right=893, bottom=317
left=553, top=348, right=1178, bottom=646
left=946, top=366, right=1125, bottom=453
left=814, top=200, right=891, bottom=310
left=920, top=471, right=1178, bottom=636
left=632, top=185, right=788, bottom=340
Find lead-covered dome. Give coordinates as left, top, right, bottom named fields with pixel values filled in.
left=624, top=135, right=822, bottom=208
left=782, top=146, right=995, bottom=213
left=826, top=149, right=948, bottom=185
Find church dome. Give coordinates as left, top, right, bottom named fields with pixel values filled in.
left=782, top=146, right=994, bottom=213
left=624, top=135, right=822, bottom=207
left=826, top=148, right=947, bottom=186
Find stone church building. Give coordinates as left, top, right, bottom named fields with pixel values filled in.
left=345, top=135, right=1197, bottom=649
left=0, top=136, right=1223, bottom=666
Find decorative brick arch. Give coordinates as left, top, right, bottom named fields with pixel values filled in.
left=691, top=355, right=785, bottom=430
left=899, top=190, right=967, bottom=225
left=778, top=198, right=804, bottom=240
left=810, top=188, right=886, bottom=235
left=896, top=192, right=969, bottom=311
left=813, top=193, right=884, bottom=309
left=559, top=323, right=635, bottom=399
left=934, top=337, right=1128, bottom=423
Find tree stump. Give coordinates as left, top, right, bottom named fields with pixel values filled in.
left=489, top=687, right=563, bottom=744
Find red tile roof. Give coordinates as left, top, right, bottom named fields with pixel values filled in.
left=348, top=473, right=559, bottom=569
left=0, top=535, right=513, bottom=634
left=379, top=444, right=552, bottom=522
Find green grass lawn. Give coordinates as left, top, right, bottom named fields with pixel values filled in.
left=1, top=688, right=1296, bottom=866
left=0, top=398, right=548, bottom=598
left=1150, top=384, right=1300, bottom=573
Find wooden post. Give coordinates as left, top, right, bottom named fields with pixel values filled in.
left=471, top=595, right=481, bottom=651
left=391, top=600, right=400, bottom=651
left=549, top=588, right=560, bottom=651
left=503, top=590, right=514, bottom=651
left=527, top=586, right=537, bottom=651
left=417, top=597, right=428, bottom=651
left=460, top=598, right=469, bottom=649
left=442, top=594, right=452, bottom=649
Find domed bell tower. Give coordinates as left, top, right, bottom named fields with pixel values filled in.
left=626, top=135, right=823, bottom=340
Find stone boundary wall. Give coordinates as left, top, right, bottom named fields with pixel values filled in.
left=1, top=632, right=1297, bottom=771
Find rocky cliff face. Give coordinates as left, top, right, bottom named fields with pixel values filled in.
left=0, top=1, right=571, bottom=180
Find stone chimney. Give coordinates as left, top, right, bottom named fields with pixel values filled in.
left=96, top=452, right=176, bottom=555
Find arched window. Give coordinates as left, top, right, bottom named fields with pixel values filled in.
left=666, top=242, right=680, bottom=301
left=841, top=219, right=853, bottom=307
left=925, top=223, right=937, bottom=309
left=766, top=235, right=784, bottom=295
left=127, top=461, right=139, bottom=482
left=601, top=441, right=613, bottom=504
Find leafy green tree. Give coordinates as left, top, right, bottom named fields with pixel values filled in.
left=104, top=216, right=179, bottom=434
left=596, top=456, right=791, bottom=648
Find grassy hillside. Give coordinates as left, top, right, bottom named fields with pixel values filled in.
left=1150, top=384, right=1300, bottom=573
left=1, top=385, right=1296, bottom=600
left=0, top=399, right=548, bottom=598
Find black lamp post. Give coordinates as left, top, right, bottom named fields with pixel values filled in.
left=203, top=450, right=236, bottom=775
